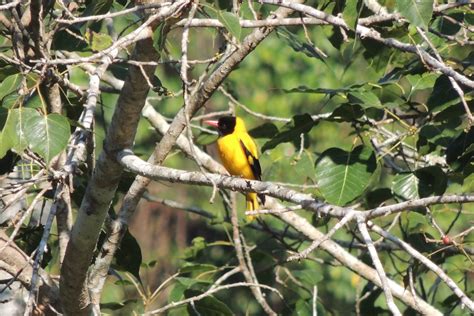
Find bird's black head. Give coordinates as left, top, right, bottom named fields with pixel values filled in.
left=217, top=116, right=236, bottom=136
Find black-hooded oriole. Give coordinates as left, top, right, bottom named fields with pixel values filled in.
left=205, top=116, right=265, bottom=217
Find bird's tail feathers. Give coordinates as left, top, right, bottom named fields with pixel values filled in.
left=246, top=193, right=259, bottom=221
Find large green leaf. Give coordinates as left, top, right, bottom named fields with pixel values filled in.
left=315, top=146, right=378, bottom=206
left=217, top=10, right=242, bottom=42
left=392, top=167, right=447, bottom=201
left=427, top=75, right=461, bottom=112
left=0, top=74, right=21, bottom=101
left=185, top=289, right=233, bottom=316
left=0, top=108, right=36, bottom=158
left=343, top=0, right=362, bottom=30
left=415, top=166, right=447, bottom=197
left=406, top=73, right=438, bottom=91
left=293, top=269, right=323, bottom=287
left=24, top=112, right=70, bottom=163
left=249, top=122, right=279, bottom=139
left=347, top=90, right=382, bottom=109
left=264, top=151, right=316, bottom=184
left=262, top=114, right=315, bottom=152
left=396, top=0, right=434, bottom=29
left=392, top=173, right=419, bottom=201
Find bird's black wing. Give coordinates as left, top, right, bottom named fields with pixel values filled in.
left=239, top=140, right=265, bottom=205
left=239, top=139, right=262, bottom=181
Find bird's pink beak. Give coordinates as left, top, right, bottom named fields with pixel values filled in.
left=204, top=120, right=219, bottom=128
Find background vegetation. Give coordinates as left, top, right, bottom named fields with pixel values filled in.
left=0, top=0, right=472, bottom=315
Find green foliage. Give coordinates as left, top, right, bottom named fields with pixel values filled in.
left=24, top=113, right=71, bottom=164
left=216, top=11, right=242, bottom=42
left=261, top=114, right=316, bottom=152
left=315, top=146, right=378, bottom=205
left=396, top=0, right=433, bottom=29
left=0, top=0, right=472, bottom=315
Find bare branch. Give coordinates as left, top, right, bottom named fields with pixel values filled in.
left=230, top=193, right=277, bottom=315
left=357, top=217, right=401, bottom=315
left=260, top=0, right=474, bottom=88
left=369, top=222, right=474, bottom=312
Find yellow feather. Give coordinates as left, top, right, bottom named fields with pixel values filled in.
left=215, top=117, right=261, bottom=220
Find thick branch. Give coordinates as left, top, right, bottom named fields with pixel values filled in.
left=86, top=0, right=306, bottom=307
left=117, top=151, right=474, bottom=220
left=59, top=32, right=161, bottom=316
left=0, top=231, right=60, bottom=314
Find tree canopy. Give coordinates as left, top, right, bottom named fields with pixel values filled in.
left=0, top=0, right=472, bottom=315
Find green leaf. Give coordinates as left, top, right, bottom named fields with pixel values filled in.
left=347, top=90, right=382, bottom=109
left=114, top=228, right=142, bottom=281
left=315, top=146, right=378, bottom=206
left=264, top=151, right=316, bottom=184
left=432, top=12, right=463, bottom=36
left=180, top=263, right=217, bottom=281
left=406, top=73, right=438, bottom=91
left=217, top=11, right=242, bottom=42
left=283, top=86, right=349, bottom=96
left=343, top=0, right=362, bottom=30
left=183, top=236, right=207, bottom=259
left=262, top=114, right=315, bottom=152
left=276, top=28, right=325, bottom=61
left=0, top=74, right=21, bottom=101
left=446, top=128, right=474, bottom=171
left=396, top=0, right=434, bottom=29
left=392, top=173, right=419, bottom=201
left=0, top=108, right=36, bottom=158
left=101, top=299, right=144, bottom=314
left=249, top=122, right=279, bottom=139
left=185, top=289, right=233, bottom=316
left=195, top=132, right=218, bottom=145
left=2, top=93, right=22, bottom=109
left=85, top=30, right=113, bottom=51
left=168, top=306, right=189, bottom=316
left=24, top=112, right=70, bottom=163
left=293, top=269, right=323, bottom=287
left=406, top=211, right=429, bottom=233
left=82, top=0, right=113, bottom=16
left=24, top=94, right=43, bottom=109
left=415, top=166, right=447, bottom=197
left=291, top=299, right=312, bottom=316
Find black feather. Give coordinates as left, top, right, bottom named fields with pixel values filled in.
left=239, top=140, right=265, bottom=205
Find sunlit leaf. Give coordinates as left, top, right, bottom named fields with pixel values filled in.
left=347, top=90, right=382, bottom=108
left=217, top=10, right=242, bottom=42
left=406, top=73, right=438, bottom=91
left=315, top=146, right=378, bottom=205
left=0, top=74, right=21, bottom=101
left=0, top=108, right=36, bottom=158
left=396, top=0, right=434, bottom=29
left=343, top=0, right=362, bottom=30
left=24, top=112, right=70, bottom=163
left=392, top=173, right=419, bottom=201
left=85, top=30, right=113, bottom=51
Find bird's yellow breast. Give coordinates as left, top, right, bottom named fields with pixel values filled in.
left=217, top=133, right=257, bottom=180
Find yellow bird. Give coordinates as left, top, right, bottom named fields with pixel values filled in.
left=204, top=116, right=265, bottom=218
